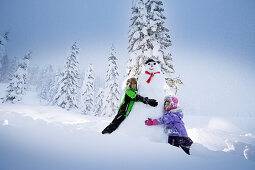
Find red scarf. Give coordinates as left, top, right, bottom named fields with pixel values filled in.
left=145, top=71, right=160, bottom=83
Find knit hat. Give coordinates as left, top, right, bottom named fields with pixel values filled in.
left=126, top=77, right=138, bottom=89
left=164, top=96, right=178, bottom=111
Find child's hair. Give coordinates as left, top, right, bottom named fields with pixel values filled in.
left=126, top=77, right=137, bottom=89
left=164, top=96, right=178, bottom=111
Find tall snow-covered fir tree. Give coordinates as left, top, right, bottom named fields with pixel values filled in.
left=49, top=70, right=63, bottom=104
left=0, top=56, right=18, bottom=83
left=37, top=65, right=55, bottom=103
left=3, top=51, right=31, bottom=103
left=81, top=64, right=95, bottom=115
left=126, top=0, right=182, bottom=93
left=145, top=0, right=182, bottom=92
left=146, top=0, right=174, bottom=74
left=102, top=45, right=120, bottom=117
left=0, top=31, right=9, bottom=59
left=0, top=55, right=10, bottom=82
left=52, top=42, right=80, bottom=110
left=94, top=88, right=104, bottom=116
left=127, top=0, right=150, bottom=78
left=0, top=31, right=15, bottom=83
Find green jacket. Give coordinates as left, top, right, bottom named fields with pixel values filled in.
left=118, top=88, right=143, bottom=117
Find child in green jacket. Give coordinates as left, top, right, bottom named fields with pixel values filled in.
left=102, top=78, right=158, bottom=134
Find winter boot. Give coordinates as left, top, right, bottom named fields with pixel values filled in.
left=178, top=137, right=193, bottom=155
left=102, top=114, right=126, bottom=134
left=180, top=145, right=191, bottom=155
left=102, top=125, right=114, bottom=134
left=168, top=136, right=180, bottom=147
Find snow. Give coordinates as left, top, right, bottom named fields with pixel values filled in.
left=1, top=66, right=255, bottom=170
left=1, top=0, right=254, bottom=169
left=1, top=101, right=255, bottom=169
left=2, top=119, right=8, bottom=126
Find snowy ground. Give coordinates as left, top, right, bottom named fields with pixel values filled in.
left=0, top=85, right=255, bottom=169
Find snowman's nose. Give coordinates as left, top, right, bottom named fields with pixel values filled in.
left=151, top=64, right=153, bottom=67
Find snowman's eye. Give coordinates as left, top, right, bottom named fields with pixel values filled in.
left=153, top=63, right=156, bottom=65
left=147, top=63, right=150, bottom=65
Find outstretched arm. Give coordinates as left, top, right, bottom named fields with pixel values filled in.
left=124, top=89, right=158, bottom=107
left=158, top=114, right=182, bottom=124
left=135, top=94, right=158, bottom=107
left=145, top=115, right=169, bottom=126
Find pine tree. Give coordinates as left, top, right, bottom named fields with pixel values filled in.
left=0, top=55, right=10, bottom=82
left=3, top=51, right=31, bottom=103
left=0, top=31, right=12, bottom=82
left=0, top=55, right=18, bottom=83
left=102, top=45, right=120, bottom=117
left=127, top=0, right=150, bottom=78
left=94, top=88, right=104, bottom=116
left=52, top=42, right=80, bottom=110
left=8, top=57, right=18, bottom=80
left=49, top=70, right=63, bottom=104
left=37, top=65, right=55, bottom=102
left=126, top=0, right=182, bottom=93
left=81, top=64, right=95, bottom=115
left=146, top=0, right=173, bottom=72
left=146, top=0, right=182, bottom=92
left=0, top=31, right=9, bottom=59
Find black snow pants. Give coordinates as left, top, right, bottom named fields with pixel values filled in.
left=102, top=113, right=126, bottom=134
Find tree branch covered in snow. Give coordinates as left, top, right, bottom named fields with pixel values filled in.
left=102, top=45, right=120, bottom=117
left=81, top=64, right=95, bottom=115
left=3, top=51, right=31, bottom=103
left=52, top=42, right=81, bottom=110
left=126, top=0, right=182, bottom=94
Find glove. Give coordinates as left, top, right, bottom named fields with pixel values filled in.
left=145, top=118, right=158, bottom=126
left=147, top=99, right=158, bottom=107
left=136, top=95, right=158, bottom=107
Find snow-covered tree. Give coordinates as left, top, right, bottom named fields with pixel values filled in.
left=52, top=42, right=80, bottom=110
left=37, top=65, right=55, bottom=102
left=127, top=0, right=150, bottom=78
left=0, top=55, right=18, bottom=83
left=81, top=64, right=95, bottom=115
left=146, top=0, right=174, bottom=74
left=126, top=0, right=182, bottom=93
left=94, top=88, right=104, bottom=116
left=3, top=51, right=31, bottom=103
left=0, top=31, right=9, bottom=59
left=102, top=45, right=120, bottom=117
left=145, top=0, right=181, bottom=92
left=0, top=31, right=15, bottom=83
left=8, top=57, right=18, bottom=79
left=0, top=55, right=10, bottom=82
left=49, top=70, right=63, bottom=104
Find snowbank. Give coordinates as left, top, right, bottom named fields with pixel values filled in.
left=1, top=103, right=255, bottom=170
left=1, top=83, right=255, bottom=169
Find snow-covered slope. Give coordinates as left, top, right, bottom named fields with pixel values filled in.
left=0, top=88, right=255, bottom=170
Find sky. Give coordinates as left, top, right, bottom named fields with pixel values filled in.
left=0, top=0, right=254, bottom=66
left=1, top=0, right=255, bottom=113
left=0, top=0, right=130, bottom=71
left=1, top=0, right=254, bottom=71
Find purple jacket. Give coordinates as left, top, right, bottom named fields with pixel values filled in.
left=157, top=108, right=188, bottom=137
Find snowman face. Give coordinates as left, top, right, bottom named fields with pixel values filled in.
left=145, top=61, right=160, bottom=72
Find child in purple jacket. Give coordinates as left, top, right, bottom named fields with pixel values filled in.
left=145, top=96, right=193, bottom=155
